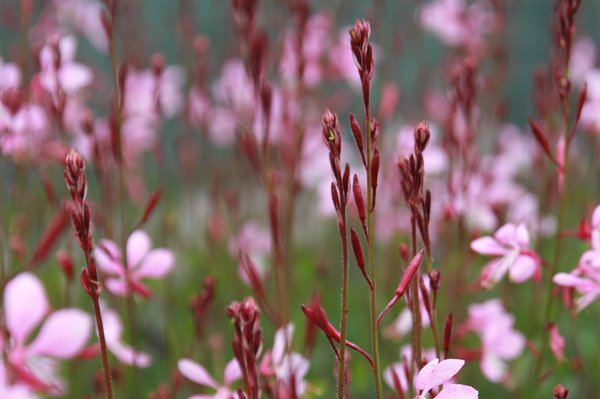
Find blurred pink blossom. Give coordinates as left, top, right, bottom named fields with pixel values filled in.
left=569, top=37, right=597, bottom=88
left=229, top=221, right=272, bottom=284
left=94, top=230, right=175, bottom=298
left=101, top=305, right=151, bottom=367
left=259, top=324, right=310, bottom=397
left=466, top=299, right=525, bottom=383
left=471, top=223, right=541, bottom=287
left=0, top=57, right=21, bottom=90
left=178, top=358, right=241, bottom=399
left=39, top=36, right=93, bottom=99
left=2, top=272, right=92, bottom=395
left=420, top=0, right=494, bottom=51
left=53, top=0, right=108, bottom=53
left=548, top=323, right=565, bottom=362
left=415, top=358, right=478, bottom=399
left=580, top=70, right=600, bottom=133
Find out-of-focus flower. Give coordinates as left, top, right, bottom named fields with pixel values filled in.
left=178, top=358, right=242, bottom=399
left=0, top=57, right=21, bottom=90
left=53, top=0, right=108, bottom=53
left=229, top=221, right=272, bottom=284
left=569, top=37, right=597, bottom=88
left=471, top=223, right=541, bottom=287
left=101, top=305, right=151, bottom=367
left=383, top=345, right=436, bottom=395
left=415, top=358, right=478, bottom=399
left=94, top=230, right=175, bottom=298
left=0, top=103, right=49, bottom=158
left=580, top=69, right=600, bottom=133
left=548, top=323, right=565, bottom=362
left=259, top=324, right=310, bottom=397
left=466, top=299, right=525, bottom=383
left=39, top=36, right=93, bottom=98
left=420, top=0, right=493, bottom=51
left=329, top=29, right=362, bottom=88
left=2, top=272, right=92, bottom=395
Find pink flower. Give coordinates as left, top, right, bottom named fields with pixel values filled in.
left=420, top=0, right=493, bottom=51
left=0, top=363, right=37, bottom=399
left=259, top=324, right=310, bottom=397
left=548, top=323, right=565, bottom=362
left=2, top=272, right=92, bottom=395
left=466, top=299, right=525, bottom=383
left=39, top=36, right=93, bottom=98
left=0, top=57, right=21, bottom=90
left=229, top=221, right=272, bottom=284
left=569, top=37, right=597, bottom=88
left=580, top=70, right=600, bottom=133
left=94, top=230, right=175, bottom=298
left=101, top=304, right=151, bottom=367
left=178, top=358, right=242, bottom=399
left=53, top=0, right=108, bottom=53
left=471, top=223, right=541, bottom=287
left=415, top=358, right=478, bottom=399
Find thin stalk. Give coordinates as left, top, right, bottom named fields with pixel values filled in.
left=366, top=114, right=383, bottom=399
left=83, top=251, right=114, bottom=399
left=532, top=97, right=571, bottom=397
left=337, top=211, right=349, bottom=399
left=425, top=254, right=441, bottom=359
left=409, top=214, right=422, bottom=376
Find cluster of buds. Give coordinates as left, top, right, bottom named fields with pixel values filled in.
left=398, top=122, right=433, bottom=254
left=349, top=19, right=374, bottom=107
left=300, top=300, right=373, bottom=368
left=321, top=110, right=350, bottom=229
left=64, top=149, right=100, bottom=298
left=554, top=384, right=570, bottom=399
left=553, top=0, right=582, bottom=102
left=227, top=298, right=262, bottom=399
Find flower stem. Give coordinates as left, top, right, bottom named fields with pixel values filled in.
left=366, top=113, right=383, bottom=399
left=337, top=211, right=349, bottom=399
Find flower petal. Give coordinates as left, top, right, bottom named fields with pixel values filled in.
left=481, top=354, right=505, bottom=383
left=108, top=340, right=151, bottom=368
left=58, top=63, right=92, bottom=94
left=509, top=255, right=537, bottom=283
left=94, top=240, right=123, bottom=276
left=494, top=223, right=518, bottom=245
left=127, top=230, right=152, bottom=269
left=435, top=384, right=478, bottom=399
left=177, top=359, right=219, bottom=389
left=416, top=358, right=465, bottom=395
left=272, top=323, right=294, bottom=366
left=470, top=237, right=507, bottom=256
left=223, top=358, right=242, bottom=385
left=553, top=273, right=590, bottom=288
left=4, top=272, right=49, bottom=346
left=133, top=249, right=174, bottom=279
left=105, top=278, right=129, bottom=297
left=28, top=309, right=91, bottom=359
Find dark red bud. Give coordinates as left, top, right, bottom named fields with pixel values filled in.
left=444, top=313, right=453, bottom=359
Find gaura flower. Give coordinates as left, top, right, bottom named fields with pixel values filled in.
left=178, top=358, right=242, bottom=399
left=94, top=229, right=175, bottom=298
left=415, top=358, right=478, bottom=399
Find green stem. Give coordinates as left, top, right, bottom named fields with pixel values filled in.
left=337, top=212, right=349, bottom=399
left=366, top=113, right=383, bottom=399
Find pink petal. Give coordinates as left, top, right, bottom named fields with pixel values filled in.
left=94, top=240, right=123, bottom=276
left=470, top=237, right=507, bottom=256
left=272, top=323, right=294, bottom=366
left=58, top=63, right=92, bottom=93
left=592, top=205, right=600, bottom=229
left=515, top=224, right=529, bottom=247
left=100, top=307, right=123, bottom=344
left=416, top=358, right=465, bottom=395
left=223, top=359, right=242, bottom=385
left=177, top=359, right=219, bottom=389
left=508, top=255, right=537, bottom=283
left=480, top=354, right=505, bottom=383
left=4, top=272, right=49, bottom=346
left=28, top=309, right=91, bottom=359
left=108, top=341, right=151, bottom=368
left=126, top=230, right=151, bottom=268
left=435, top=384, right=478, bottom=399
left=105, top=278, right=129, bottom=296
left=494, top=223, right=518, bottom=246
left=133, top=249, right=174, bottom=279
left=553, top=273, right=589, bottom=288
